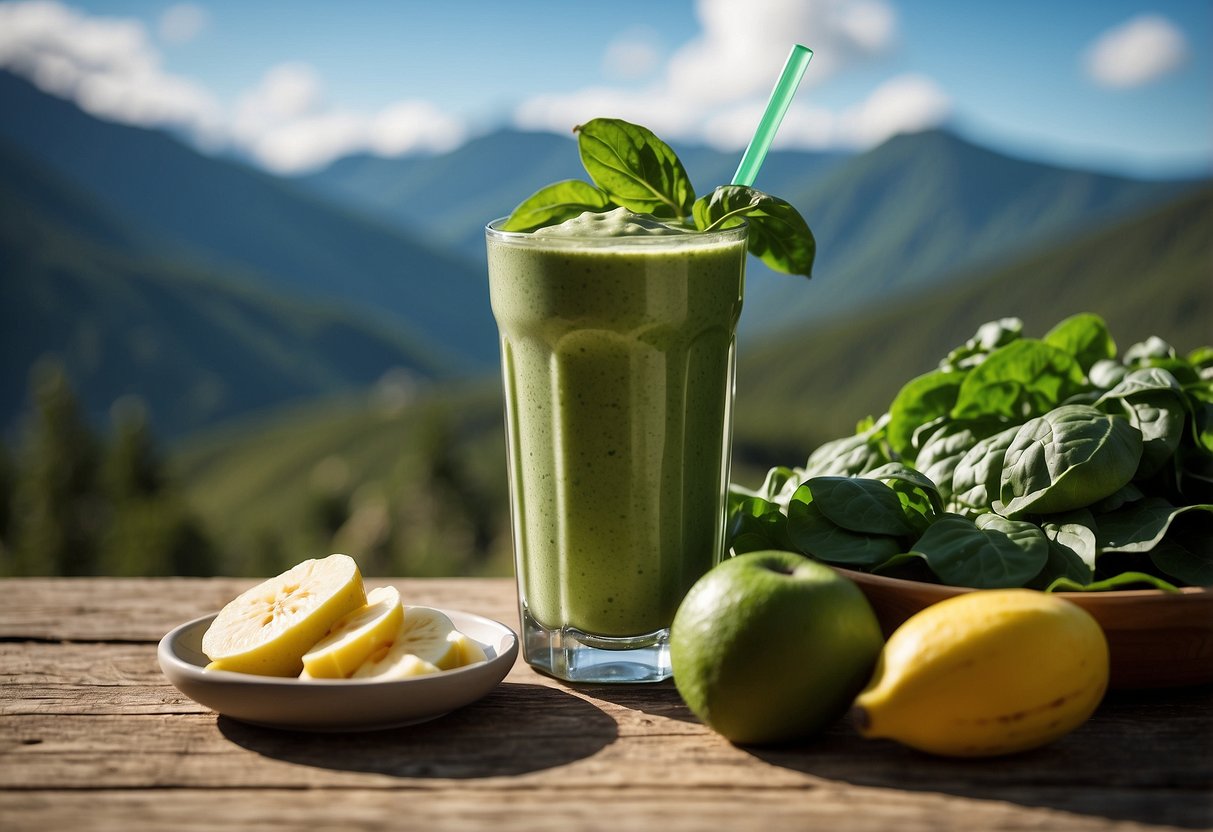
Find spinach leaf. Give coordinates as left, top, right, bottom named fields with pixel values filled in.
left=910, top=513, right=1049, bottom=589
left=866, top=462, right=944, bottom=533
left=915, top=420, right=1006, bottom=502
left=756, top=465, right=800, bottom=504
left=692, top=185, right=816, bottom=277
left=1095, top=497, right=1212, bottom=553
left=802, top=418, right=890, bottom=478
left=1096, top=368, right=1187, bottom=479
left=1089, top=359, right=1128, bottom=390
left=786, top=487, right=903, bottom=567
left=950, top=425, right=1020, bottom=514
left=1043, top=313, right=1117, bottom=373
left=727, top=495, right=792, bottom=555
left=1047, top=572, right=1179, bottom=592
left=940, top=318, right=1023, bottom=373
left=951, top=339, right=1086, bottom=422
left=996, top=405, right=1142, bottom=517
left=1125, top=336, right=1176, bottom=366
left=574, top=118, right=695, bottom=219
left=1032, top=509, right=1098, bottom=588
left=500, top=180, right=613, bottom=232
left=886, top=370, right=966, bottom=460
left=801, top=476, right=917, bottom=537
left=1150, top=537, right=1213, bottom=586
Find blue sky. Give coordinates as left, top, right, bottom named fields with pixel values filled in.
left=0, top=0, right=1208, bottom=177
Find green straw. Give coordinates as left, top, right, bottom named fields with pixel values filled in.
left=731, top=44, right=813, bottom=187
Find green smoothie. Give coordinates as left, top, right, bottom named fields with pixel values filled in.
left=486, top=210, right=746, bottom=641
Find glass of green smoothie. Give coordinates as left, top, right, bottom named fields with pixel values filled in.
left=487, top=208, right=747, bottom=683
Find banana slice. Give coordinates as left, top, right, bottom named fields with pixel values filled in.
left=447, top=631, right=488, bottom=666
left=202, top=554, right=366, bottom=677
left=301, top=585, right=404, bottom=678
left=350, top=606, right=460, bottom=680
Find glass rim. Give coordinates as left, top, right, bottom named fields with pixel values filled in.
left=485, top=216, right=748, bottom=250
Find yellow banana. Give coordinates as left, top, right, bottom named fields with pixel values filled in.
left=852, top=589, right=1108, bottom=757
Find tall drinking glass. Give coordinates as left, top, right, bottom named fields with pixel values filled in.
left=486, top=220, right=746, bottom=683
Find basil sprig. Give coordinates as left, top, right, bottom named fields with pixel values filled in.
left=501, top=117, right=815, bottom=278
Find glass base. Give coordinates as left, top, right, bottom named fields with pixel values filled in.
left=521, top=608, right=672, bottom=684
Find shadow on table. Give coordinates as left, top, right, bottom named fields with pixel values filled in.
left=570, top=679, right=699, bottom=724
left=746, top=686, right=1213, bottom=830
left=218, top=682, right=616, bottom=778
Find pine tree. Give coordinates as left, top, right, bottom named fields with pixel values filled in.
left=6, top=361, right=102, bottom=575
left=96, top=396, right=217, bottom=576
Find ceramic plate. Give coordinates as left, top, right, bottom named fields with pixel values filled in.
left=158, top=608, right=518, bottom=731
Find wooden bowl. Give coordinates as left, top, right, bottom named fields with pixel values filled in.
left=832, top=568, right=1213, bottom=690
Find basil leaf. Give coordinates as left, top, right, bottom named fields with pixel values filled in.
left=575, top=118, right=694, bottom=219
left=910, top=513, right=1049, bottom=589
left=692, top=185, right=816, bottom=278
left=500, top=179, right=613, bottom=232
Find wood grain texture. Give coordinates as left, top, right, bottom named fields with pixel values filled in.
left=1, top=578, right=1211, bottom=832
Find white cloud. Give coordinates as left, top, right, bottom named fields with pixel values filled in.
left=158, top=3, right=209, bottom=46
left=0, top=1, right=466, bottom=173
left=701, top=73, right=950, bottom=153
left=836, top=73, right=951, bottom=147
left=231, top=62, right=465, bottom=173
left=514, top=0, right=945, bottom=152
left=0, top=1, right=223, bottom=140
left=1084, top=14, right=1188, bottom=89
left=603, top=26, right=662, bottom=80
left=665, top=0, right=896, bottom=107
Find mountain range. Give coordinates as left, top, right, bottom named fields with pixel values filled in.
left=0, top=72, right=498, bottom=376
left=301, top=122, right=1194, bottom=340
left=0, top=68, right=1208, bottom=443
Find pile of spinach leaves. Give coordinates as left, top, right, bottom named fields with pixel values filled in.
left=729, top=314, right=1213, bottom=591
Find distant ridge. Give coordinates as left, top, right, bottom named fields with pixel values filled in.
left=0, top=71, right=498, bottom=372
left=0, top=142, right=454, bottom=439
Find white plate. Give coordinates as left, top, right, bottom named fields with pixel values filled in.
left=158, top=608, right=518, bottom=732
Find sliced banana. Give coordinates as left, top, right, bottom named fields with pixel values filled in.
left=350, top=606, right=460, bottom=680
left=447, top=631, right=488, bottom=666
left=302, top=585, right=404, bottom=678
left=202, top=554, right=366, bottom=677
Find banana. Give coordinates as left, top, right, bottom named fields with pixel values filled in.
left=852, top=589, right=1108, bottom=757
left=350, top=606, right=461, bottom=680
left=202, top=554, right=366, bottom=677
left=447, top=630, right=488, bottom=666
left=301, top=585, right=404, bottom=678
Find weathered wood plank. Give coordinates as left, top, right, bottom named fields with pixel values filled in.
left=1, top=685, right=1209, bottom=827
left=0, top=785, right=1200, bottom=832
left=2, top=578, right=1211, bottom=832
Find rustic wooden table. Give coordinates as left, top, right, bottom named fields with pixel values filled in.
left=1, top=577, right=1210, bottom=831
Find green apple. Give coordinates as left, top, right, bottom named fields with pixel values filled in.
left=670, top=550, right=883, bottom=745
